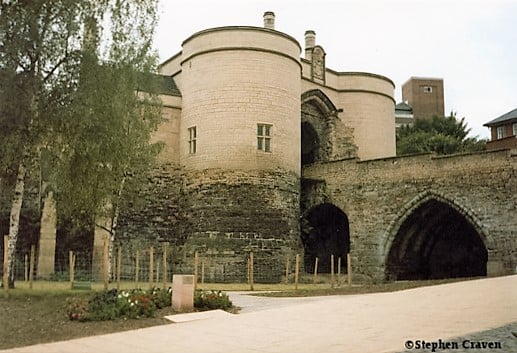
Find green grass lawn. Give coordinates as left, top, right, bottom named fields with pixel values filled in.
left=0, top=284, right=177, bottom=350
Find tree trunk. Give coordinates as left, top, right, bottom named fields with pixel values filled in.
left=106, top=175, right=126, bottom=279
left=6, top=161, right=27, bottom=288
left=6, top=83, right=37, bottom=288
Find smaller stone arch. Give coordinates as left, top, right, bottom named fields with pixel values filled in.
left=382, top=190, right=492, bottom=280
left=301, top=89, right=340, bottom=166
left=301, top=203, right=350, bottom=273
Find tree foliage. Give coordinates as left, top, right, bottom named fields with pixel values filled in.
left=53, top=6, right=163, bottom=229
left=396, top=113, right=486, bottom=156
left=0, top=0, right=161, bottom=285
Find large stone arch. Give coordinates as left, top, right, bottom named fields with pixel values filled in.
left=382, top=190, right=492, bottom=280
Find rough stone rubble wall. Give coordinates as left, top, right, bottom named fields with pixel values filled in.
left=116, top=166, right=301, bottom=283
left=303, top=149, right=517, bottom=280
left=179, top=168, right=301, bottom=282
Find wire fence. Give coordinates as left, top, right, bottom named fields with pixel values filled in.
left=2, top=236, right=353, bottom=291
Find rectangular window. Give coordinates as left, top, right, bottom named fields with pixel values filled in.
left=423, top=86, right=433, bottom=93
left=496, top=126, right=505, bottom=139
left=513, top=123, right=517, bottom=136
left=188, top=126, right=196, bottom=154
left=257, top=123, right=272, bottom=152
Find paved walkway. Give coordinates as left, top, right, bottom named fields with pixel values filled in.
left=2, top=276, right=516, bottom=353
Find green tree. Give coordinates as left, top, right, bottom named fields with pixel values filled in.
left=396, top=113, right=486, bottom=156
left=0, top=0, right=161, bottom=287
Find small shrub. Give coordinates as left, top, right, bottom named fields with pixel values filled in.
left=67, top=288, right=169, bottom=322
left=150, top=287, right=172, bottom=309
left=66, top=298, right=89, bottom=321
left=194, top=290, right=232, bottom=311
left=88, top=289, right=120, bottom=321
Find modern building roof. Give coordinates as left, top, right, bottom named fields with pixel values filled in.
left=484, top=107, right=517, bottom=126
left=395, top=102, right=413, bottom=113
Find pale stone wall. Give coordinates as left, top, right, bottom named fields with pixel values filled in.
left=332, top=72, right=394, bottom=97
left=337, top=92, right=395, bottom=160
left=301, top=62, right=396, bottom=161
left=152, top=95, right=182, bottom=164
left=181, top=27, right=301, bottom=61
left=180, top=27, right=301, bottom=174
left=159, top=52, right=182, bottom=77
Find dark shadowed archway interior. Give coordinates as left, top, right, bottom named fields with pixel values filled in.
left=301, top=121, right=320, bottom=166
left=301, top=203, right=350, bottom=273
left=386, top=199, right=487, bottom=280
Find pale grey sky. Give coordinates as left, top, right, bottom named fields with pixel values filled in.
left=154, top=0, right=516, bottom=139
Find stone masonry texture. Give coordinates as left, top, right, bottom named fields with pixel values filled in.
left=303, top=149, right=517, bottom=281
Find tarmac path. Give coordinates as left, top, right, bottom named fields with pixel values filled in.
left=2, top=275, right=516, bottom=353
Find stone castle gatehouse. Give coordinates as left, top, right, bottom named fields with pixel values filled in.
left=25, top=12, right=517, bottom=282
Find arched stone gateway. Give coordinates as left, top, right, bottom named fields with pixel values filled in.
left=300, top=89, right=357, bottom=167
left=385, top=192, right=489, bottom=280
left=301, top=90, right=337, bottom=167
left=301, top=203, right=350, bottom=273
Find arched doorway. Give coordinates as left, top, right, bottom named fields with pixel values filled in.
left=301, top=121, right=320, bottom=166
left=301, top=203, right=350, bottom=273
left=301, top=89, right=338, bottom=167
left=386, top=198, right=487, bottom=280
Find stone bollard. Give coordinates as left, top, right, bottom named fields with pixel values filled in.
left=172, top=275, right=195, bottom=312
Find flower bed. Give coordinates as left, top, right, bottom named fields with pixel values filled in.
left=194, top=290, right=232, bottom=311
left=67, top=287, right=172, bottom=321
left=67, top=287, right=233, bottom=321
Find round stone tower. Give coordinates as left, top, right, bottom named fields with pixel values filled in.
left=178, top=17, right=302, bottom=282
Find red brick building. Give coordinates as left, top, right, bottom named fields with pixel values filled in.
left=484, top=108, right=517, bottom=150
left=401, top=77, right=445, bottom=119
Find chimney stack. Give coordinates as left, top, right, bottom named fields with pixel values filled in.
left=263, top=11, right=275, bottom=29
left=305, top=30, right=316, bottom=60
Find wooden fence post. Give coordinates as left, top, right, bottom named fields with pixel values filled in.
left=3, top=235, right=8, bottom=298
left=149, top=246, right=154, bottom=289
left=347, top=253, right=352, bottom=287
left=294, top=254, right=300, bottom=290
left=103, top=236, right=109, bottom=290
left=337, top=257, right=342, bottom=287
left=155, top=260, right=160, bottom=287
left=69, top=251, right=75, bottom=289
left=24, top=254, right=28, bottom=282
left=313, top=257, right=319, bottom=284
left=247, top=258, right=250, bottom=284
left=285, top=256, right=290, bottom=285
left=330, top=254, right=335, bottom=289
left=162, top=243, right=168, bottom=289
left=201, top=259, right=205, bottom=285
left=193, top=251, right=199, bottom=290
left=135, top=250, right=140, bottom=288
left=29, top=245, right=35, bottom=290
left=249, top=252, right=254, bottom=291
left=116, top=247, right=122, bottom=290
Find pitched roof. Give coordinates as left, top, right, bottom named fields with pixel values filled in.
left=484, top=107, right=517, bottom=126
left=155, top=74, right=181, bottom=96
left=395, top=102, right=412, bottom=113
